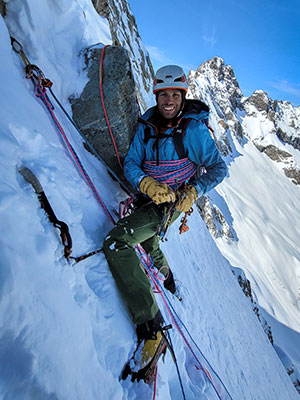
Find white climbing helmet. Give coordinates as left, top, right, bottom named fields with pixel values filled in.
left=153, top=65, right=188, bottom=94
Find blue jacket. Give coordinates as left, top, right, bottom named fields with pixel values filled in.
left=124, top=99, right=228, bottom=196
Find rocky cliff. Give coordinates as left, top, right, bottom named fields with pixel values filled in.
left=189, top=56, right=300, bottom=239
left=0, top=0, right=6, bottom=17
left=92, top=0, right=154, bottom=111
left=189, top=56, right=300, bottom=393
left=189, top=57, right=300, bottom=181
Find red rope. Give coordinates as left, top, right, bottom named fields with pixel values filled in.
left=36, top=84, right=116, bottom=226
left=99, top=45, right=123, bottom=170
left=152, top=365, right=158, bottom=400
left=98, top=47, right=161, bottom=400
left=134, top=244, right=226, bottom=399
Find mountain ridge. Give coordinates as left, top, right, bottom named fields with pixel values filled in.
left=0, top=0, right=299, bottom=398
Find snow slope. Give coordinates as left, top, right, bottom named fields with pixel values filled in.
left=188, top=58, right=300, bottom=392
left=0, top=1, right=299, bottom=399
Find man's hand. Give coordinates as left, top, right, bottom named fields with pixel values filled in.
left=139, top=176, right=176, bottom=205
left=175, top=185, right=197, bottom=212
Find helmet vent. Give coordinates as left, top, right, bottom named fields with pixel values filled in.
left=153, top=65, right=188, bottom=94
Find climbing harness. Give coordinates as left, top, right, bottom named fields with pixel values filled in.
left=143, top=118, right=191, bottom=163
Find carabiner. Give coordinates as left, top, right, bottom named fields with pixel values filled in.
left=10, top=36, right=31, bottom=66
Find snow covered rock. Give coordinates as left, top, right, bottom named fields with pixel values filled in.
left=189, top=55, right=300, bottom=393
left=188, top=56, right=245, bottom=155
left=196, top=196, right=234, bottom=241
left=71, top=45, right=139, bottom=178
left=276, top=101, right=300, bottom=150
left=1, top=1, right=300, bottom=398
left=92, top=0, right=154, bottom=111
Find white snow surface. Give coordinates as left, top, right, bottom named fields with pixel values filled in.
left=0, top=1, right=299, bottom=400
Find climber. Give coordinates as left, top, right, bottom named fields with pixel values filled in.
left=103, top=65, right=228, bottom=379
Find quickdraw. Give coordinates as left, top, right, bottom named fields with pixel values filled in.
left=156, top=201, right=177, bottom=241
left=11, top=37, right=53, bottom=88
left=179, top=207, right=194, bottom=234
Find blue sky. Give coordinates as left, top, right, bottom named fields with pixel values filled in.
left=128, top=0, right=300, bottom=106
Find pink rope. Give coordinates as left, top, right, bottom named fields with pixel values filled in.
left=152, top=365, right=158, bottom=400
left=99, top=45, right=123, bottom=170
left=142, top=158, right=197, bottom=190
left=36, top=84, right=116, bottom=226
left=135, top=244, right=224, bottom=400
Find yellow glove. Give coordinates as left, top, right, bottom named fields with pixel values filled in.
left=139, top=176, right=176, bottom=205
left=175, top=185, right=197, bottom=212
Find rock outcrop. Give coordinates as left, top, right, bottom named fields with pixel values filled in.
left=71, top=45, right=139, bottom=179
left=92, top=0, right=154, bottom=111
left=0, top=0, right=6, bottom=17
left=188, top=56, right=244, bottom=156
left=196, top=196, right=234, bottom=241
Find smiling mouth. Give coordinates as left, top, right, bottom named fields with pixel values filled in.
left=162, top=106, right=175, bottom=112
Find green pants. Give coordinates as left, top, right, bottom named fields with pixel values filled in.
left=103, top=204, right=180, bottom=325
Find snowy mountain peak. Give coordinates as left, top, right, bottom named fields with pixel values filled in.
left=189, top=53, right=300, bottom=394
left=244, top=89, right=272, bottom=113
left=1, top=1, right=300, bottom=399
left=188, top=57, right=245, bottom=155
left=192, top=56, right=243, bottom=109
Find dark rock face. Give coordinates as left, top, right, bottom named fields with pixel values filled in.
left=71, top=45, right=139, bottom=178
left=254, top=144, right=300, bottom=185
left=255, top=144, right=293, bottom=163
left=283, top=168, right=300, bottom=185
left=92, top=0, right=154, bottom=111
left=196, top=196, right=235, bottom=241
left=231, top=267, right=274, bottom=346
left=277, top=127, right=300, bottom=151
left=0, top=0, right=6, bottom=17
left=245, top=90, right=270, bottom=113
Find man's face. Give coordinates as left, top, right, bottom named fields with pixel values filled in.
left=157, top=89, right=182, bottom=119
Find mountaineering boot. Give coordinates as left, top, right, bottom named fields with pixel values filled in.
left=163, top=270, right=176, bottom=294
left=163, top=270, right=183, bottom=302
left=121, top=311, right=168, bottom=382
left=136, top=309, right=164, bottom=340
